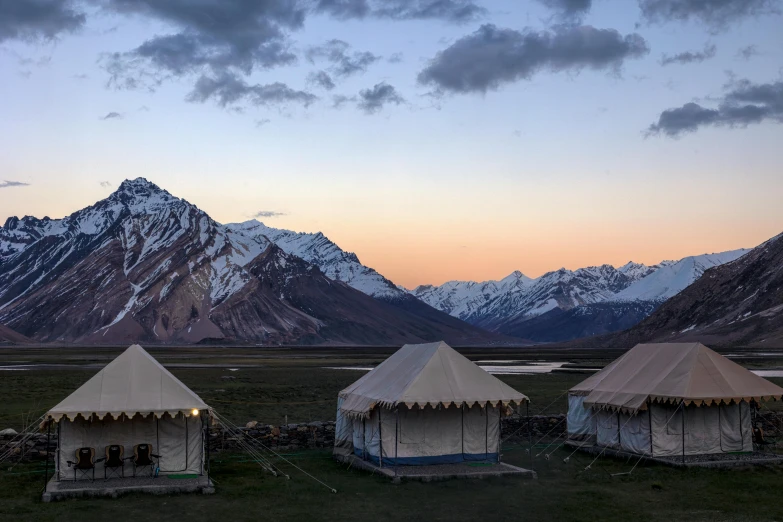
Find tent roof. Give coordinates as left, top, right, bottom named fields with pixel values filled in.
left=338, top=341, right=528, bottom=418
left=571, top=342, right=783, bottom=413
left=47, top=345, right=209, bottom=421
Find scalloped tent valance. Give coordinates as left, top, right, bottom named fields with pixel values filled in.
left=570, top=342, right=783, bottom=414
left=338, top=341, right=528, bottom=419
left=46, top=344, right=209, bottom=422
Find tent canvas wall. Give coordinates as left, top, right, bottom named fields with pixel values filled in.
left=47, top=345, right=210, bottom=480
left=567, top=343, right=783, bottom=457
left=334, top=341, right=527, bottom=465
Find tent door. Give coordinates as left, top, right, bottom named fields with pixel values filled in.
left=158, top=414, right=189, bottom=472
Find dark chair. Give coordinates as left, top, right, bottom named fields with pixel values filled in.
left=103, top=445, right=125, bottom=479
left=66, top=447, right=97, bottom=481
left=127, top=443, right=160, bottom=477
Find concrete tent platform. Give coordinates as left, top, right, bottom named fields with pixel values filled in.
left=42, top=475, right=214, bottom=502
left=336, top=455, right=537, bottom=482
left=564, top=440, right=783, bottom=469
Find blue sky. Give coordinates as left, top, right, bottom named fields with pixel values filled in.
left=1, top=0, right=782, bottom=288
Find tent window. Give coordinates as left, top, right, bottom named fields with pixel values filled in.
left=399, top=408, right=425, bottom=444
left=624, top=415, right=644, bottom=435
left=666, top=409, right=689, bottom=435
left=598, top=413, right=618, bottom=429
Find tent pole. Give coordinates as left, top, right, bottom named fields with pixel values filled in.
left=648, top=402, right=653, bottom=457
left=56, top=421, right=61, bottom=482
left=43, top=416, right=51, bottom=494
left=497, top=406, right=501, bottom=463
left=378, top=408, right=383, bottom=469
left=206, top=410, right=210, bottom=484
left=527, top=401, right=533, bottom=471
left=395, top=406, right=398, bottom=464
left=485, top=403, right=488, bottom=461
left=681, top=402, right=686, bottom=465
left=461, top=404, right=464, bottom=459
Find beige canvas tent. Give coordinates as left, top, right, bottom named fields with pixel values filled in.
left=334, top=341, right=528, bottom=465
left=47, top=345, right=210, bottom=480
left=567, top=342, right=783, bottom=457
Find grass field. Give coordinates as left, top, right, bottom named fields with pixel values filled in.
left=2, top=345, right=783, bottom=521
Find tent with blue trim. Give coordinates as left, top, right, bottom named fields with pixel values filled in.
left=333, top=341, right=528, bottom=466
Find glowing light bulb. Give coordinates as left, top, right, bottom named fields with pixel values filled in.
left=191, top=409, right=200, bottom=416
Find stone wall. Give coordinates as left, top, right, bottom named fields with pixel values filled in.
left=3, top=410, right=781, bottom=462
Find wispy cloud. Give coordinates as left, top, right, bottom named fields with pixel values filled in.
left=639, top=0, right=778, bottom=33
left=660, top=44, right=717, bottom=66
left=100, top=181, right=112, bottom=188
left=253, top=210, right=286, bottom=218
left=255, top=119, right=271, bottom=127
left=101, top=112, right=122, bottom=120
left=736, top=45, right=760, bottom=61
left=0, top=180, right=30, bottom=189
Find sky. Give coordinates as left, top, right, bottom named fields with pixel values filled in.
left=1, top=0, right=782, bottom=289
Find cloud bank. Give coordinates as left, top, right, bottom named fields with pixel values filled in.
left=648, top=79, right=783, bottom=136
left=418, top=24, right=649, bottom=94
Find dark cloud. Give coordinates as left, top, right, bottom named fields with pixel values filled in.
left=535, top=0, right=593, bottom=21
left=0, top=0, right=85, bottom=43
left=306, top=40, right=381, bottom=78
left=736, top=44, right=760, bottom=61
left=314, top=0, right=370, bottom=19
left=357, top=82, right=405, bottom=113
left=101, top=111, right=123, bottom=120
left=372, top=0, right=486, bottom=22
left=418, top=24, right=649, bottom=94
left=660, top=44, right=716, bottom=66
left=186, top=73, right=317, bottom=108
left=639, top=0, right=779, bottom=32
left=100, top=181, right=112, bottom=188
left=307, top=70, right=336, bottom=90
left=98, top=0, right=305, bottom=105
left=647, top=79, right=783, bottom=137
left=314, top=0, right=485, bottom=22
left=0, top=180, right=29, bottom=189
left=253, top=210, right=285, bottom=218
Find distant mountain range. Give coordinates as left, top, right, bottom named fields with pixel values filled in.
left=0, top=178, right=499, bottom=346
left=411, top=250, right=749, bottom=343
left=596, top=232, right=783, bottom=348
left=0, top=177, right=772, bottom=347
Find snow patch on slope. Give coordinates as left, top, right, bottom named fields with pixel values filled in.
left=612, top=249, right=750, bottom=302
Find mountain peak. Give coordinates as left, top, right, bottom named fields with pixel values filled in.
left=106, top=178, right=177, bottom=210
left=115, top=178, right=166, bottom=196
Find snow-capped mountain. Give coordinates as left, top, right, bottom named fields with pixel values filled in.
left=601, top=232, right=783, bottom=348
left=0, top=178, right=500, bottom=345
left=412, top=248, right=749, bottom=343
left=414, top=263, right=654, bottom=325
left=412, top=270, right=533, bottom=319
left=611, top=250, right=748, bottom=302
left=226, top=220, right=404, bottom=300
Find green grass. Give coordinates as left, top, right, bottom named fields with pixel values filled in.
left=4, top=448, right=783, bottom=522
left=2, top=346, right=783, bottom=521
